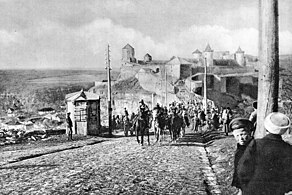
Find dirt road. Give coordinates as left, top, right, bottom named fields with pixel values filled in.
left=1, top=129, right=221, bottom=195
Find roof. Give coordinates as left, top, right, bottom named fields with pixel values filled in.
left=236, top=47, right=244, bottom=53
left=192, top=49, right=202, bottom=54
left=213, top=59, right=241, bottom=67
left=204, top=44, right=213, bottom=52
left=137, top=59, right=168, bottom=65
left=144, top=53, right=152, bottom=57
left=66, top=89, right=100, bottom=102
left=167, top=56, right=196, bottom=65
left=183, top=58, right=200, bottom=64
left=38, top=107, right=55, bottom=112
left=138, top=68, right=154, bottom=73
left=122, top=44, right=134, bottom=49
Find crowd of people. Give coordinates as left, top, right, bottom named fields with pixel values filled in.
left=112, top=99, right=292, bottom=194
left=66, top=97, right=292, bottom=194
left=112, top=99, right=238, bottom=137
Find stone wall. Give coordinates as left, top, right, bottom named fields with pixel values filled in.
left=119, top=64, right=141, bottom=80
left=180, top=64, right=192, bottom=79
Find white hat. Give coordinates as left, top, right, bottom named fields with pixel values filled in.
left=264, top=112, right=291, bottom=135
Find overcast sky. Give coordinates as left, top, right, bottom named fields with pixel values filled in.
left=0, top=0, right=291, bottom=70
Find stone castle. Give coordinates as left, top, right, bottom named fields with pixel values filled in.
left=90, top=44, right=258, bottom=117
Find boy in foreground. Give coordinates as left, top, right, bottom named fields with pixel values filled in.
left=229, top=118, right=254, bottom=195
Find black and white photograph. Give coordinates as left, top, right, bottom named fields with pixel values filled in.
left=0, top=0, right=292, bottom=194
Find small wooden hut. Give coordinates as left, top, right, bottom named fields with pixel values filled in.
left=65, top=89, right=101, bottom=135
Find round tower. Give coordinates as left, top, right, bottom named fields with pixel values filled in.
left=203, top=44, right=213, bottom=66
left=235, top=46, right=245, bottom=66
left=192, top=49, right=202, bottom=59
left=122, top=44, right=135, bottom=62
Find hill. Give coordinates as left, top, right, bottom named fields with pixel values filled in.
left=0, top=69, right=119, bottom=115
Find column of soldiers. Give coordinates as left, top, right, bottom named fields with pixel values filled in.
left=112, top=99, right=238, bottom=137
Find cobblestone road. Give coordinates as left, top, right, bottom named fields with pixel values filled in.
left=1, top=129, right=221, bottom=195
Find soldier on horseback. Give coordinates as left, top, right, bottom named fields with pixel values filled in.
left=153, top=103, right=163, bottom=117
left=169, top=102, right=178, bottom=116
left=138, top=99, right=150, bottom=127
left=134, top=99, right=151, bottom=146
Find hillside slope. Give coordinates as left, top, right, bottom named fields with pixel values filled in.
left=0, top=69, right=119, bottom=114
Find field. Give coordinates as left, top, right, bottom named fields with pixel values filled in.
left=0, top=69, right=119, bottom=114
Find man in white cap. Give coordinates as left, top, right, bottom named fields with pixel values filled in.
left=238, top=112, right=292, bottom=195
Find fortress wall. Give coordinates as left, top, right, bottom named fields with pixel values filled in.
left=213, top=76, right=221, bottom=92
left=166, top=64, right=180, bottom=79
left=112, top=91, right=154, bottom=115
left=180, top=64, right=192, bottom=79
left=119, top=65, right=141, bottom=80
left=226, top=77, right=240, bottom=96
left=137, top=71, right=175, bottom=95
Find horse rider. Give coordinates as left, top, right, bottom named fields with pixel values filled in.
left=138, top=99, right=150, bottom=127
left=169, top=102, right=178, bottom=116
left=124, top=107, right=129, bottom=117
left=130, top=112, right=136, bottom=122
left=153, top=103, right=163, bottom=116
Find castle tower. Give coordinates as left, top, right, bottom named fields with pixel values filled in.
left=144, top=53, right=152, bottom=62
left=192, top=49, right=202, bottom=59
left=235, top=46, right=246, bottom=66
left=203, top=44, right=214, bottom=66
left=122, top=44, right=136, bottom=63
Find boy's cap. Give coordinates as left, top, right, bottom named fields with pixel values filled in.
left=229, top=118, right=253, bottom=132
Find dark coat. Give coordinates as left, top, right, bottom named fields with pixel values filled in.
left=231, top=141, right=252, bottom=189
left=237, top=134, right=292, bottom=195
left=66, top=116, right=73, bottom=128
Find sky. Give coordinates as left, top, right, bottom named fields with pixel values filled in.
left=0, top=0, right=291, bottom=70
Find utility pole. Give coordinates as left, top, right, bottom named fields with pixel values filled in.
left=106, top=44, right=112, bottom=137
left=190, top=66, right=192, bottom=93
left=203, top=57, right=208, bottom=114
left=165, top=65, right=167, bottom=106
left=255, top=0, right=279, bottom=138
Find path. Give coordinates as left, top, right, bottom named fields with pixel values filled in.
left=0, top=129, right=221, bottom=195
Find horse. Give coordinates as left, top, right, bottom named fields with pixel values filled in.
left=133, top=113, right=150, bottom=146
left=169, top=113, right=183, bottom=142
left=152, top=109, right=167, bottom=144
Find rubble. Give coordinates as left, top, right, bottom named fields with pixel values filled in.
left=0, top=128, right=66, bottom=146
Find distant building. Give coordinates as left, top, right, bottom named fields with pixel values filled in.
left=120, top=43, right=256, bottom=81
left=93, top=43, right=258, bottom=112
left=38, top=107, right=55, bottom=115
left=43, top=113, right=61, bottom=122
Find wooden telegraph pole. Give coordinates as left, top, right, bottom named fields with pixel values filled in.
left=106, top=44, right=113, bottom=137
left=255, top=0, right=279, bottom=138
left=165, top=65, right=167, bottom=106
left=203, top=57, right=208, bottom=114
